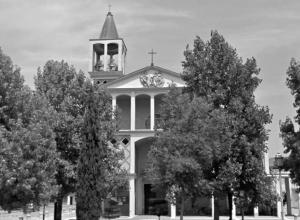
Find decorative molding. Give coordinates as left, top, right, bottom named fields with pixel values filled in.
left=139, top=71, right=165, bottom=88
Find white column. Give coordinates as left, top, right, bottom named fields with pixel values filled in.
left=104, top=43, right=108, bottom=71
left=298, top=192, right=300, bottom=216
left=211, top=195, right=214, bottom=219
left=130, top=138, right=135, bottom=174
left=129, top=138, right=136, bottom=217
left=131, top=93, right=135, bottom=130
left=112, top=95, right=116, bottom=119
left=150, top=94, right=155, bottom=130
left=171, top=203, right=176, bottom=219
left=232, top=197, right=237, bottom=220
left=276, top=175, right=282, bottom=218
left=89, top=42, right=93, bottom=72
left=129, top=178, right=135, bottom=217
left=254, top=206, right=259, bottom=217
left=112, top=95, right=116, bottom=111
left=118, top=42, right=122, bottom=71
left=264, top=152, right=270, bottom=174
left=277, top=200, right=282, bottom=218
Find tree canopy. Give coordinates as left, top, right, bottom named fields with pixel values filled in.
left=280, top=58, right=300, bottom=191
left=182, top=31, right=272, bottom=205
left=0, top=48, right=58, bottom=211
left=147, top=87, right=234, bottom=220
left=34, top=60, right=86, bottom=220
left=148, top=31, right=272, bottom=220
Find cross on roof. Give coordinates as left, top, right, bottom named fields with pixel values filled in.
left=108, top=4, right=111, bottom=12
left=148, top=49, right=157, bottom=66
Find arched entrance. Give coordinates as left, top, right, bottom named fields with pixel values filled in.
left=135, top=137, right=168, bottom=215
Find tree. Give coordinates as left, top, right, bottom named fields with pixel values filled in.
left=0, top=47, right=26, bottom=130
left=34, top=60, right=86, bottom=220
left=0, top=48, right=58, bottom=212
left=76, top=82, right=124, bottom=220
left=280, top=58, right=300, bottom=190
left=147, top=87, right=234, bottom=220
left=181, top=31, right=272, bottom=220
left=0, top=92, right=58, bottom=212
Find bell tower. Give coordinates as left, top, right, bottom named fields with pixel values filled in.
left=89, top=11, right=127, bottom=84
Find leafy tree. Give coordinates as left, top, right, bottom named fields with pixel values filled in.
left=76, top=82, right=124, bottom=220
left=280, top=58, right=300, bottom=190
left=0, top=48, right=58, bottom=212
left=0, top=47, right=26, bottom=130
left=0, top=92, right=58, bottom=211
left=147, top=87, right=234, bottom=220
left=34, top=60, right=86, bottom=220
left=181, top=31, right=272, bottom=220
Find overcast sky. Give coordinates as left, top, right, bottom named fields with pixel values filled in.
left=1, top=0, right=300, bottom=157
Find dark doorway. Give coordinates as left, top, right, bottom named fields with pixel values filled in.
left=144, top=184, right=168, bottom=215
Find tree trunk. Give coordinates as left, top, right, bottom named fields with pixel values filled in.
left=54, top=195, right=63, bottom=220
left=180, top=193, right=185, bottom=220
left=214, top=196, right=220, bottom=220
left=228, top=192, right=233, bottom=220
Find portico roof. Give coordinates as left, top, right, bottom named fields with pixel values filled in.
left=105, top=65, right=184, bottom=89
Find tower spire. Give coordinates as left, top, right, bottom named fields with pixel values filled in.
left=99, top=9, right=119, bottom=39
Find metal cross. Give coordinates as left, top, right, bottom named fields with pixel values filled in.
left=148, top=49, right=157, bottom=66
left=108, top=4, right=112, bottom=12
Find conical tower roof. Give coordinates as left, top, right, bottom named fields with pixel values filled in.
left=99, top=12, right=119, bottom=39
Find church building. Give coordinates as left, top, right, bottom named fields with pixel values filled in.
left=88, top=10, right=185, bottom=218
left=84, top=10, right=300, bottom=219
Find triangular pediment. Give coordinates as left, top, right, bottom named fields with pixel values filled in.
left=106, top=66, right=185, bottom=89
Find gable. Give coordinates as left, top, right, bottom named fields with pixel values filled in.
left=106, top=66, right=185, bottom=89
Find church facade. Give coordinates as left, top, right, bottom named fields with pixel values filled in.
left=86, top=11, right=300, bottom=219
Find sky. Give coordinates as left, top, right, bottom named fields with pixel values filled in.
left=1, top=0, right=300, bottom=157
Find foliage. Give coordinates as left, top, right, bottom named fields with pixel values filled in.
left=147, top=31, right=272, bottom=219
left=76, top=82, right=125, bottom=220
left=147, top=87, right=234, bottom=219
left=182, top=31, right=272, bottom=205
left=0, top=47, right=26, bottom=130
left=0, top=92, right=58, bottom=211
left=34, top=60, right=86, bottom=220
left=280, top=58, right=300, bottom=191
left=0, top=49, right=58, bottom=211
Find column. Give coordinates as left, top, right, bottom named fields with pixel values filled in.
left=131, top=93, right=135, bottom=130
left=150, top=94, right=155, bottom=130
left=129, top=138, right=136, bottom=217
left=118, top=42, right=122, bottom=71
left=298, top=192, right=300, bottom=216
left=264, top=152, right=270, bottom=174
left=211, top=195, right=214, bottom=219
left=232, top=197, right=237, bottom=220
left=89, top=42, right=93, bottom=72
left=254, top=206, right=259, bottom=217
left=276, top=176, right=282, bottom=218
left=277, top=200, right=282, bottom=218
left=104, top=43, right=108, bottom=71
left=286, top=177, right=292, bottom=215
left=112, top=95, right=116, bottom=119
left=171, top=203, right=176, bottom=219
left=112, top=95, right=116, bottom=111
left=129, top=178, right=135, bottom=217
